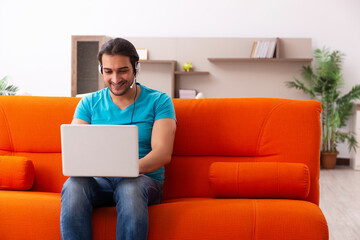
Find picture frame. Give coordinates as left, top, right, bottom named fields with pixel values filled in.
left=136, top=48, right=148, bottom=60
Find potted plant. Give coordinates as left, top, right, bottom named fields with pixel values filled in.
left=286, top=47, right=360, bottom=169
left=0, top=76, right=18, bottom=95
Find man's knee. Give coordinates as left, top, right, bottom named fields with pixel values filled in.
left=113, top=178, right=149, bottom=208
left=61, top=177, right=95, bottom=201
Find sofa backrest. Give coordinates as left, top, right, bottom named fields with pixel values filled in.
left=0, top=96, right=321, bottom=205
left=0, top=96, right=79, bottom=193
left=162, top=98, right=321, bottom=205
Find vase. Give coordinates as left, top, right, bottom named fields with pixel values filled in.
left=320, top=152, right=338, bottom=169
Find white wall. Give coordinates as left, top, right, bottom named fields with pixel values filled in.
left=1, top=0, right=360, bottom=158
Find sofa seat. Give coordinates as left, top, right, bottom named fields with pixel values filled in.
left=0, top=190, right=328, bottom=240
left=149, top=198, right=328, bottom=240
left=0, top=191, right=61, bottom=239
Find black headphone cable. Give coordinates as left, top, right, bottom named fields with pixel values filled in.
left=130, top=80, right=137, bottom=125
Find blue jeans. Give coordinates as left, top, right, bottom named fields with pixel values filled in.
left=60, top=175, right=162, bottom=240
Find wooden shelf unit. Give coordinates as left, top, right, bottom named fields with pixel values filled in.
left=207, top=58, right=312, bottom=62
left=72, top=36, right=312, bottom=99
left=139, top=60, right=209, bottom=74
left=139, top=60, right=209, bottom=97
left=208, top=37, right=312, bottom=63
left=175, top=71, right=210, bottom=75
left=139, top=60, right=176, bottom=64
left=139, top=60, right=177, bottom=98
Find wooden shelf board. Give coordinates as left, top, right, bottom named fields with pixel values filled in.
left=207, top=58, right=313, bottom=62
left=139, top=60, right=176, bottom=64
left=175, top=71, right=209, bottom=75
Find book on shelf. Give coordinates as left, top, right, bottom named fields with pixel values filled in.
left=256, top=41, right=262, bottom=58
left=250, top=40, right=277, bottom=58
left=266, top=41, right=276, bottom=58
left=250, top=41, right=258, bottom=58
left=254, top=40, right=261, bottom=58
left=260, top=41, right=267, bottom=58
left=179, top=89, right=197, bottom=99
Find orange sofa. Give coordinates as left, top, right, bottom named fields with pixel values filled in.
left=0, top=96, right=329, bottom=240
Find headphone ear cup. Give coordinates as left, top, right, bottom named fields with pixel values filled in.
left=98, top=65, right=103, bottom=74
left=133, top=62, right=139, bottom=76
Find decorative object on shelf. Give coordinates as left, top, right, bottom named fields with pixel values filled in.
left=0, top=76, right=18, bottom=95
left=195, top=92, right=205, bottom=99
left=136, top=48, right=148, bottom=60
left=183, top=62, right=193, bottom=72
left=179, top=89, right=196, bottom=99
left=175, top=71, right=209, bottom=75
left=286, top=47, right=360, bottom=169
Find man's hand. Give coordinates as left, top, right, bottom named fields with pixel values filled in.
left=139, top=118, right=176, bottom=174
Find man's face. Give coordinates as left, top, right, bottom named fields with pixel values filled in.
left=102, top=54, right=135, bottom=97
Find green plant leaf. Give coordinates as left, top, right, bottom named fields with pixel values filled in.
left=286, top=78, right=315, bottom=98
left=286, top=47, right=356, bottom=154
left=336, top=131, right=358, bottom=152
left=0, top=76, right=19, bottom=96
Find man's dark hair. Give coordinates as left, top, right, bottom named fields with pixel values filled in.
left=98, top=38, right=139, bottom=77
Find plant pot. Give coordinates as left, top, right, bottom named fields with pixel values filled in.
left=321, top=152, right=338, bottom=169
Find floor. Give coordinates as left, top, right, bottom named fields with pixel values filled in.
left=319, top=166, right=360, bottom=240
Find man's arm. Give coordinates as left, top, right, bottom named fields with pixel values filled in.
left=71, top=118, right=90, bottom=124
left=139, top=118, right=176, bottom=174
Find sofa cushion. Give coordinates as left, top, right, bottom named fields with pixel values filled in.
left=209, top=162, right=310, bottom=199
left=0, top=156, right=35, bottom=190
left=149, top=198, right=328, bottom=240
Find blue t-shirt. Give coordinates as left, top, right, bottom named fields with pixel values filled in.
left=73, top=83, right=176, bottom=185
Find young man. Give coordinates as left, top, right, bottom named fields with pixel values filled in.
left=60, top=38, right=177, bottom=240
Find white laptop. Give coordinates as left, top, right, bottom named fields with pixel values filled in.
left=61, top=124, right=139, bottom=177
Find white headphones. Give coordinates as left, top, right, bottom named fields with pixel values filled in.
left=98, top=64, right=103, bottom=74
left=130, top=77, right=136, bottom=88
left=130, top=62, right=140, bottom=89
left=135, top=62, right=140, bottom=70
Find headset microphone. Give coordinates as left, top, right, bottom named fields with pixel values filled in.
left=130, top=78, right=136, bottom=89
